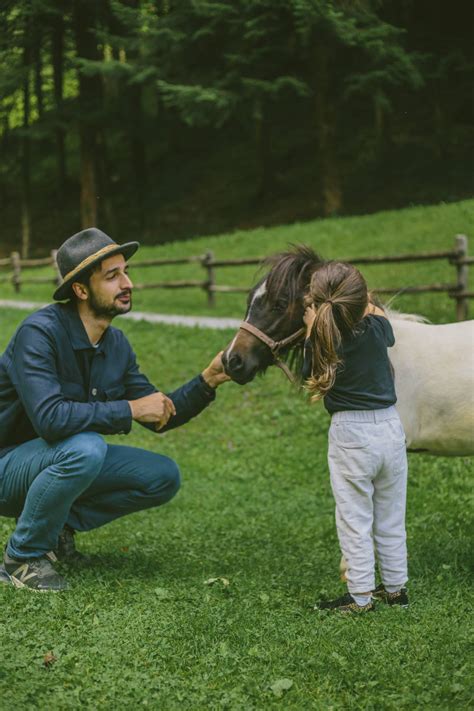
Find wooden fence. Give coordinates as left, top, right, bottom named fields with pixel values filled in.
left=0, top=235, right=472, bottom=320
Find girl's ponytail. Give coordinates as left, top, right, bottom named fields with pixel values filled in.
left=306, top=301, right=341, bottom=401
left=304, top=262, right=368, bottom=401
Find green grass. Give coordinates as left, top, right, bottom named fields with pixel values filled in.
left=0, top=307, right=473, bottom=709
left=2, top=199, right=473, bottom=324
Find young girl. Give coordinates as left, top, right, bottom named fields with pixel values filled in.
left=302, top=261, right=408, bottom=613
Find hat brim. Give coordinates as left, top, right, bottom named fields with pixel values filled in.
left=53, top=241, right=140, bottom=301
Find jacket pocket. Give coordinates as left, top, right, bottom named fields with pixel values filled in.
left=104, top=384, right=126, bottom=401
left=59, top=379, right=86, bottom=402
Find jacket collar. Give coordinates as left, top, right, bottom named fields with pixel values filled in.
left=59, top=302, right=109, bottom=352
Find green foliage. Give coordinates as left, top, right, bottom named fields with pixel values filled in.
left=0, top=0, right=472, bottom=250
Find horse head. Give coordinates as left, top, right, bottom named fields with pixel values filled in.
left=222, top=246, right=323, bottom=384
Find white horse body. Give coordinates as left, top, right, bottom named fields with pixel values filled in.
left=389, top=315, right=474, bottom=456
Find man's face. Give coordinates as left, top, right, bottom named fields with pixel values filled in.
left=85, top=253, right=134, bottom=319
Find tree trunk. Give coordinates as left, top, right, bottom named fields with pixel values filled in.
left=254, top=97, right=273, bottom=200
left=124, top=0, right=148, bottom=232
left=128, top=82, right=147, bottom=232
left=313, top=43, right=342, bottom=216
left=52, top=8, right=66, bottom=193
left=33, top=30, right=44, bottom=119
left=21, top=33, right=32, bottom=258
left=74, top=0, right=102, bottom=228
left=97, top=129, right=116, bottom=236
left=78, top=129, right=97, bottom=227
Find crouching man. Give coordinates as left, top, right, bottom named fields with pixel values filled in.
left=0, top=228, right=229, bottom=591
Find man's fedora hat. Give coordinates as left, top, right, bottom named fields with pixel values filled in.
left=53, top=228, right=139, bottom=301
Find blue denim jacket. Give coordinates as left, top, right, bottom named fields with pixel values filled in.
left=0, top=302, right=216, bottom=456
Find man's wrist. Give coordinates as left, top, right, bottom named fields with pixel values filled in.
left=128, top=400, right=137, bottom=419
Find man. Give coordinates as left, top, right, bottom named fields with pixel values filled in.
left=0, top=228, right=229, bottom=591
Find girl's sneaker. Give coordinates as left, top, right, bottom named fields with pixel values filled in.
left=372, top=584, right=409, bottom=607
left=313, top=592, right=374, bottom=614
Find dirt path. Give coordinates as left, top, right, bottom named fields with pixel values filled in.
left=0, top=299, right=240, bottom=330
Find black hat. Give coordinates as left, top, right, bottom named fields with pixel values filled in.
left=53, top=228, right=139, bottom=301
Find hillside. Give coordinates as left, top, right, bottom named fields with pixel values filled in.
left=2, top=199, right=473, bottom=324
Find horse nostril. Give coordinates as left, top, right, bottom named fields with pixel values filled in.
left=229, top=353, right=243, bottom=372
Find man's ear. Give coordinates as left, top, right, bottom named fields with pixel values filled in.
left=71, top=281, right=88, bottom=301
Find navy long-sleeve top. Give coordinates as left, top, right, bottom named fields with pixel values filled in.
left=302, top=314, right=397, bottom=414
left=0, top=302, right=216, bottom=457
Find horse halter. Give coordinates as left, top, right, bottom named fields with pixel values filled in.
left=238, top=321, right=306, bottom=383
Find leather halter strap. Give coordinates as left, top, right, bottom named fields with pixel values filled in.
left=238, top=321, right=306, bottom=383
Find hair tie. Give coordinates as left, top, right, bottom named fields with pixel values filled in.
left=325, top=299, right=334, bottom=305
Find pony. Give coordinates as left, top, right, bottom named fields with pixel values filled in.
left=222, top=246, right=474, bottom=456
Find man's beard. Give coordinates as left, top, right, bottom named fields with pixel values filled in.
left=89, top=288, right=132, bottom=319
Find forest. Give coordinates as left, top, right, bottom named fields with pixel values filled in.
left=0, top=0, right=472, bottom=256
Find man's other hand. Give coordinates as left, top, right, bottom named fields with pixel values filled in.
left=201, top=351, right=231, bottom=389
left=128, top=392, right=177, bottom=431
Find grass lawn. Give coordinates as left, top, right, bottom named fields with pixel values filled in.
left=2, top=199, right=473, bottom=324
left=0, top=305, right=472, bottom=709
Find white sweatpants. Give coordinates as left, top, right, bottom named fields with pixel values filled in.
left=327, top=406, right=408, bottom=593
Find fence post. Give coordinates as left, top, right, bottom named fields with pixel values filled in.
left=202, top=250, right=216, bottom=307
left=11, top=251, right=21, bottom=293
left=454, top=234, right=468, bottom=321
left=51, top=249, right=62, bottom=287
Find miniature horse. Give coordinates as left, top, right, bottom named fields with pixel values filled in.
left=222, top=246, right=474, bottom=456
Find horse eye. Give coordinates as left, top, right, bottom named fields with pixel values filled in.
left=272, top=300, right=288, bottom=313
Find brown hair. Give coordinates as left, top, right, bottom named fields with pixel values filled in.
left=305, top=261, right=368, bottom=401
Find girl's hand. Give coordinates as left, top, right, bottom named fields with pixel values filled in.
left=303, top=305, right=316, bottom=335
left=364, top=301, right=386, bottom=318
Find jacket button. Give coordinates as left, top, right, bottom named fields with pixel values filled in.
left=91, top=388, right=98, bottom=396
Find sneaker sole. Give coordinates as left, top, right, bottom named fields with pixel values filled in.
left=9, top=575, right=64, bottom=593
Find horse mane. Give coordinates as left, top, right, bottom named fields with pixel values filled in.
left=264, top=244, right=323, bottom=304
left=261, top=245, right=323, bottom=383
left=259, top=245, right=432, bottom=386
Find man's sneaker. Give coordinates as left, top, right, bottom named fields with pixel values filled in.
left=313, top=592, right=374, bottom=614
left=3, top=551, right=69, bottom=592
left=372, top=584, right=409, bottom=607
left=54, top=525, right=88, bottom=563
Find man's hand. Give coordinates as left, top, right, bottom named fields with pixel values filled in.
left=128, top=392, right=177, bottom=431
left=201, top=351, right=231, bottom=389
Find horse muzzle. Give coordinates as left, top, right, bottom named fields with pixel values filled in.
left=222, top=349, right=259, bottom=384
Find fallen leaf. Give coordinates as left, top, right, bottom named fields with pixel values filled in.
left=270, top=678, right=293, bottom=698
left=43, top=651, right=57, bottom=668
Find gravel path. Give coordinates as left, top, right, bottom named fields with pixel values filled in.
left=0, top=299, right=240, bottom=331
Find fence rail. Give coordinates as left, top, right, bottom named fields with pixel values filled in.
left=0, top=235, right=471, bottom=319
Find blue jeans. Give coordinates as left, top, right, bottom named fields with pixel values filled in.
left=0, top=433, right=180, bottom=559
